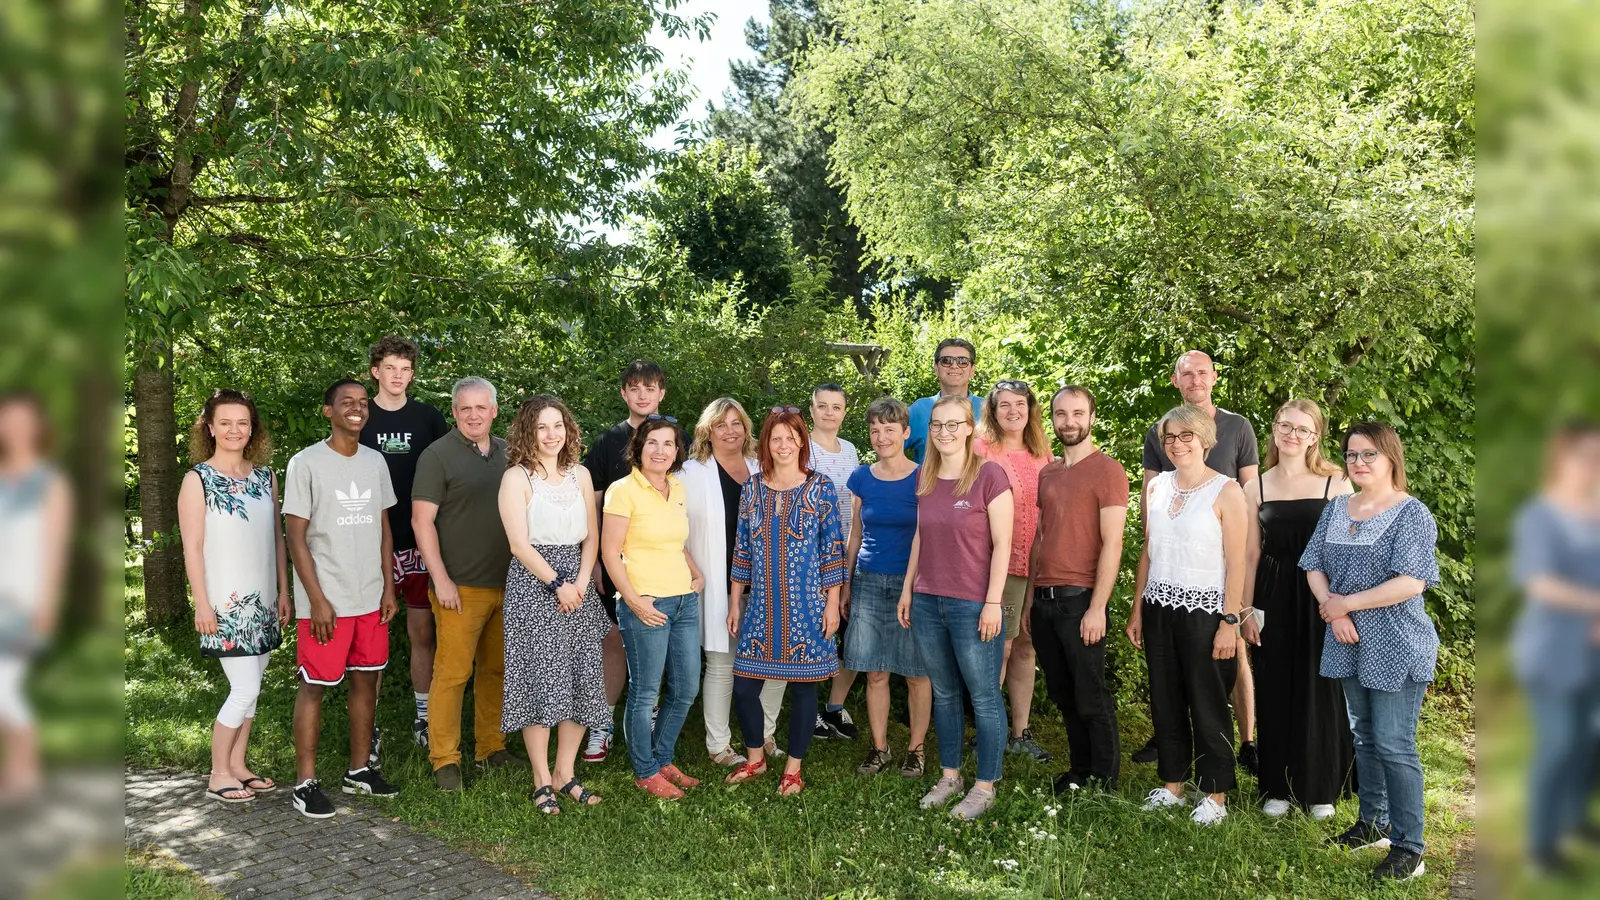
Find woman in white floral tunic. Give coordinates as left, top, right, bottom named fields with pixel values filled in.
left=178, top=389, right=291, bottom=803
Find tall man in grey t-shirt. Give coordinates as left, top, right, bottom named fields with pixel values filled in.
left=285, top=379, right=400, bottom=818
left=1133, top=350, right=1261, bottom=770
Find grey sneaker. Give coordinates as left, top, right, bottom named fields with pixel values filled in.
left=475, top=750, right=516, bottom=770
left=951, top=785, right=997, bottom=821
left=919, top=773, right=964, bottom=809
left=856, top=745, right=894, bottom=775
left=1006, top=728, right=1052, bottom=762
left=900, top=747, right=926, bottom=779
left=433, top=763, right=463, bottom=792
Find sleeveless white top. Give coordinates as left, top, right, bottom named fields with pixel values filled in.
left=1144, top=471, right=1229, bottom=614
left=0, top=466, right=55, bottom=613
left=522, top=465, right=588, bottom=545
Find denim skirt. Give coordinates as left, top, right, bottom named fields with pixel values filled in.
left=843, top=569, right=926, bottom=677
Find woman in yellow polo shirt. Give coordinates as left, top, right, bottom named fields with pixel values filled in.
left=601, top=415, right=706, bottom=800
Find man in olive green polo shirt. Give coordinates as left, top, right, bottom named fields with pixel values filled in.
left=412, top=376, right=512, bottom=790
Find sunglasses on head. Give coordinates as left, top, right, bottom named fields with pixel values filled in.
left=770, top=406, right=801, bottom=414
left=645, top=414, right=678, bottom=424
left=993, top=379, right=1031, bottom=395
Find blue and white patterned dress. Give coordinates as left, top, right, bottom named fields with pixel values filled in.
left=730, top=471, right=847, bottom=682
left=194, top=463, right=283, bottom=658
left=1299, top=494, right=1441, bottom=691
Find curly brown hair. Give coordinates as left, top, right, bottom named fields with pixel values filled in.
left=188, top=389, right=272, bottom=465
left=368, top=335, right=419, bottom=370
left=505, top=395, right=583, bottom=477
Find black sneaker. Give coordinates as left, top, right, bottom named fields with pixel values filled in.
left=820, top=708, right=857, bottom=740
left=1329, top=820, right=1392, bottom=851
left=1131, top=738, right=1159, bottom=764
left=1052, top=772, right=1087, bottom=795
left=475, top=750, right=515, bottom=770
left=292, top=779, right=336, bottom=819
left=1370, top=847, right=1425, bottom=881
left=412, top=717, right=428, bottom=749
left=342, top=766, right=399, bottom=797
left=813, top=712, right=843, bottom=740
left=1007, top=728, right=1053, bottom=762
left=856, top=745, right=893, bottom=775
left=1237, top=740, right=1259, bottom=776
left=368, top=725, right=382, bottom=770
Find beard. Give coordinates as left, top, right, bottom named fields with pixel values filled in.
left=1055, top=426, right=1088, bottom=447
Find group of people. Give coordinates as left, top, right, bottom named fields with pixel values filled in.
left=179, top=336, right=1445, bottom=882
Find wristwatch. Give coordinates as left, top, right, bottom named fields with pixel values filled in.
left=1220, top=613, right=1240, bottom=626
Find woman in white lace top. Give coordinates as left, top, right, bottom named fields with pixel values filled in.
left=1127, top=404, right=1250, bottom=826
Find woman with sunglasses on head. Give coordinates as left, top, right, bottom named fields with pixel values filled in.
left=601, top=414, right=706, bottom=800
left=1239, top=400, right=1354, bottom=821
left=1301, top=423, right=1440, bottom=881
left=1127, top=404, right=1248, bottom=827
left=899, top=395, right=1014, bottom=820
left=975, top=379, right=1054, bottom=763
left=724, top=407, right=847, bottom=796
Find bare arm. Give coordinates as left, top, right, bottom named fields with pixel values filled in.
left=1240, top=476, right=1262, bottom=612
left=576, top=469, right=600, bottom=595
left=979, top=490, right=1014, bottom=641
left=1214, top=483, right=1248, bottom=659
left=176, top=471, right=214, bottom=633
left=1141, top=467, right=1160, bottom=529
left=271, top=471, right=291, bottom=626
left=1237, top=464, right=1260, bottom=487
left=602, top=512, right=665, bottom=626
left=412, top=499, right=456, bottom=610
left=1127, top=537, right=1152, bottom=650
left=897, top=525, right=922, bottom=628
left=842, top=501, right=864, bottom=613
left=1525, top=575, right=1600, bottom=613
left=1339, top=575, right=1428, bottom=612
left=497, top=470, right=561, bottom=584
left=379, top=508, right=396, bottom=623
left=1307, top=569, right=1360, bottom=644
left=1089, top=505, right=1128, bottom=615
left=286, top=514, right=336, bottom=643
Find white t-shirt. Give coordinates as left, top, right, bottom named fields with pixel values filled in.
left=283, top=441, right=396, bottom=618
left=809, top=437, right=860, bottom=541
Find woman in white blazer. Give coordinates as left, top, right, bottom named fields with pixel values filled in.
left=682, top=398, right=788, bottom=766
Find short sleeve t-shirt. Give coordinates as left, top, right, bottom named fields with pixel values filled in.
left=912, top=462, right=1012, bottom=603
left=360, top=398, right=449, bottom=552
left=603, top=468, right=692, bottom=598
left=847, top=464, right=920, bottom=576
left=1035, top=451, right=1131, bottom=588
left=283, top=441, right=396, bottom=618
left=810, top=437, right=860, bottom=541
left=1142, top=408, right=1259, bottom=480
left=411, top=431, right=511, bottom=588
left=905, top=393, right=984, bottom=463
left=585, top=420, right=636, bottom=595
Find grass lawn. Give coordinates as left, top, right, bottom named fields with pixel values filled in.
left=124, top=846, right=225, bottom=900
left=125, top=565, right=1473, bottom=899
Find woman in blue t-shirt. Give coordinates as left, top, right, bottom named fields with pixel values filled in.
left=841, top=398, right=930, bottom=779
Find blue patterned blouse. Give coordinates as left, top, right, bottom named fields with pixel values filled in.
left=731, top=471, right=848, bottom=682
left=1299, top=494, right=1441, bottom=691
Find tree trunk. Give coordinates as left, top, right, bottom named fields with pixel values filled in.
left=133, top=361, right=186, bottom=624
left=62, top=367, right=117, bottom=632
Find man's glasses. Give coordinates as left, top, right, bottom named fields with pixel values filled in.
left=1343, top=449, right=1383, bottom=464
left=645, top=414, right=679, bottom=424
left=1161, top=431, right=1198, bottom=446
left=993, top=379, right=1031, bottom=394
left=936, top=355, right=973, bottom=368
left=929, top=420, right=969, bottom=434
left=770, top=406, right=801, bottom=414
left=1273, top=421, right=1317, bottom=441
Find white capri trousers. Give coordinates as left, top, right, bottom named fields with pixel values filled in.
left=216, top=653, right=272, bottom=729
left=703, top=649, right=784, bottom=755
left=0, top=656, right=29, bottom=728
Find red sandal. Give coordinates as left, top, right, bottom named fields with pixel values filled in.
left=724, top=759, right=768, bottom=785
left=778, top=772, right=804, bottom=797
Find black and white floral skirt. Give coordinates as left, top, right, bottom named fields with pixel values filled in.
left=502, top=545, right=613, bottom=733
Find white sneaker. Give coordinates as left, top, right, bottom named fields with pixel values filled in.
left=1263, top=798, right=1291, bottom=817
left=1191, top=797, right=1228, bottom=826
left=1309, top=803, right=1337, bottom=821
left=1142, top=787, right=1186, bottom=810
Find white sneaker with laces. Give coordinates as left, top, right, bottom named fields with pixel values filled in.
left=1263, top=798, right=1291, bottom=817
left=582, top=728, right=611, bottom=763
left=1309, top=803, right=1337, bottom=821
left=1142, top=787, right=1186, bottom=810
left=1191, top=797, right=1228, bottom=826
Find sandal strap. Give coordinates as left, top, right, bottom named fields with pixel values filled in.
left=559, top=779, right=598, bottom=804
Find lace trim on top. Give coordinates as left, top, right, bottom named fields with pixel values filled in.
left=1143, top=579, right=1224, bottom=614
left=526, top=465, right=581, bottom=509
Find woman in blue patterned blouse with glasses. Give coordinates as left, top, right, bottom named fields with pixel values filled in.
left=1300, top=422, right=1441, bottom=883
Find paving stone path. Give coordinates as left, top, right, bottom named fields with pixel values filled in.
left=125, top=768, right=551, bottom=899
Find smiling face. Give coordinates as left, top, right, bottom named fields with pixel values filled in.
left=1161, top=421, right=1207, bottom=467
left=369, top=355, right=414, bottom=399
left=710, top=408, right=747, bottom=455
left=869, top=417, right=909, bottom=461
left=928, top=401, right=973, bottom=460
left=935, top=346, right=974, bottom=394
left=810, top=389, right=847, bottom=434
left=453, top=387, right=498, bottom=443
left=0, top=400, right=42, bottom=459
left=1051, top=391, right=1094, bottom=448
left=210, top=403, right=254, bottom=454
left=768, top=423, right=802, bottom=470
left=1272, top=407, right=1318, bottom=463
left=1171, top=352, right=1218, bottom=406
left=1343, top=433, right=1391, bottom=489
left=533, top=406, right=566, bottom=459
left=325, top=384, right=370, bottom=437
left=622, top=379, right=665, bottom=419
left=992, top=389, right=1030, bottom=437
left=639, top=423, right=678, bottom=476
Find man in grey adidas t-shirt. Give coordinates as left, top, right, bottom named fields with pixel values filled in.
left=284, top=379, right=399, bottom=818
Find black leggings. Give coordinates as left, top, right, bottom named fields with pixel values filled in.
left=734, top=676, right=817, bottom=761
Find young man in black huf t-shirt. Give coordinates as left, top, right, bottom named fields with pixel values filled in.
left=359, top=336, right=450, bottom=760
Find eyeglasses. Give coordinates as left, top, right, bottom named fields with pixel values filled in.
left=645, top=414, right=678, bottom=424
left=770, top=406, right=801, bottom=414
left=928, top=420, right=970, bottom=434
left=1343, top=449, right=1383, bottom=464
left=1273, top=421, right=1317, bottom=441
left=936, top=355, right=973, bottom=369
left=1160, top=431, right=1198, bottom=446
left=993, top=380, right=1031, bottom=394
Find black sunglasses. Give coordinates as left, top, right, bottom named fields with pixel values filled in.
left=936, top=355, right=973, bottom=368
left=645, top=414, right=679, bottom=424
left=993, top=380, right=1032, bottom=395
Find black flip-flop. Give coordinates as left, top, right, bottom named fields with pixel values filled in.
left=559, top=778, right=601, bottom=806
left=240, top=776, right=276, bottom=793
left=206, top=785, right=255, bottom=804
left=531, top=784, right=561, bottom=814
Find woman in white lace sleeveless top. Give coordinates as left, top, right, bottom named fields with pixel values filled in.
left=497, top=396, right=611, bottom=813
left=1129, top=404, right=1249, bottom=826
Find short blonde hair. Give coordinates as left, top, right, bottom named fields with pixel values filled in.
left=1157, top=404, right=1217, bottom=451
left=690, top=397, right=756, bottom=461
left=866, top=397, right=909, bottom=428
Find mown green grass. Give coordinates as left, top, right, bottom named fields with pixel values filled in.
left=124, top=846, right=224, bottom=900
left=125, top=566, right=1472, bottom=899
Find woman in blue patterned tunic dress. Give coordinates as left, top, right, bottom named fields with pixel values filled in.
left=177, top=389, right=290, bottom=803
left=1300, top=422, right=1441, bottom=882
left=725, top=407, right=847, bottom=796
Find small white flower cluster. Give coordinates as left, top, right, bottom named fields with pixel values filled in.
left=994, top=858, right=1021, bottom=873
left=1044, top=804, right=1060, bottom=818
left=1026, top=825, right=1058, bottom=842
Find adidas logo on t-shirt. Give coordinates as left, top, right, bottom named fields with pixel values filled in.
left=336, top=481, right=375, bottom=525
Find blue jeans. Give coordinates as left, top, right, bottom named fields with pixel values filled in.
left=1526, top=682, right=1600, bottom=858
left=1342, top=677, right=1428, bottom=854
left=911, top=593, right=1007, bottom=783
left=617, top=593, right=701, bottom=780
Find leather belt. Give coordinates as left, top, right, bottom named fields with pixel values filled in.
left=1033, top=585, right=1092, bottom=601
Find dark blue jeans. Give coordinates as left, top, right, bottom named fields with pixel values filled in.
left=911, top=593, right=1007, bottom=783
left=1342, top=677, right=1428, bottom=855
left=1526, top=682, right=1600, bottom=858
left=617, top=593, right=701, bottom=780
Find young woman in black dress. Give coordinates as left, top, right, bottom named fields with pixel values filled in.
left=1241, top=399, right=1354, bottom=819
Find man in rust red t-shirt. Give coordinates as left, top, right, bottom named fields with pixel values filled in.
left=1030, top=385, right=1129, bottom=794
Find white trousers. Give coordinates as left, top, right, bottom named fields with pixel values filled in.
left=0, top=656, right=28, bottom=728
left=703, top=650, right=784, bottom=754
left=216, top=653, right=271, bottom=729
